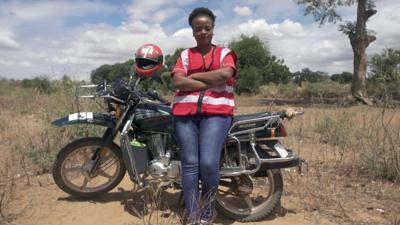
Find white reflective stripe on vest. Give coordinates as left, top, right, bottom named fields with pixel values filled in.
left=220, top=48, right=231, bottom=63
left=181, top=49, right=189, bottom=74
left=175, top=95, right=234, bottom=106
left=208, top=85, right=234, bottom=93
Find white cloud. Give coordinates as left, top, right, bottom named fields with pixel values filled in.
left=0, top=30, right=20, bottom=50
left=127, top=0, right=195, bottom=24
left=233, top=6, right=252, bottom=17
left=216, top=18, right=352, bottom=74
left=367, top=3, right=400, bottom=53
left=0, top=0, right=399, bottom=79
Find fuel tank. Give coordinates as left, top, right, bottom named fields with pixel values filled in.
left=132, top=103, right=174, bottom=133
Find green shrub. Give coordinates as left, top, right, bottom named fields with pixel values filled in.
left=235, top=66, right=263, bottom=94
left=260, top=83, right=301, bottom=98
left=302, top=81, right=350, bottom=100
left=367, top=79, right=400, bottom=103
left=21, top=76, right=54, bottom=94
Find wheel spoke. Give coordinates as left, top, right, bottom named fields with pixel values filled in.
left=64, top=166, right=82, bottom=172
left=80, top=177, right=89, bottom=190
left=97, top=169, right=113, bottom=179
left=243, top=194, right=255, bottom=209
left=82, top=149, right=92, bottom=161
left=218, top=189, right=238, bottom=196
left=100, top=157, right=117, bottom=170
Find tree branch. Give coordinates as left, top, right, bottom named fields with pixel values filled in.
left=365, top=9, right=377, bottom=20
left=365, top=35, right=376, bottom=47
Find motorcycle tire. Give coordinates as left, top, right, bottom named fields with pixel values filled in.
left=52, top=137, right=126, bottom=198
left=216, top=169, right=283, bottom=222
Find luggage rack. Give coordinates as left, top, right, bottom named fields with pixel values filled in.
left=220, top=113, right=297, bottom=177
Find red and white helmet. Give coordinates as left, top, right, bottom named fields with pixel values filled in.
left=134, top=43, right=164, bottom=77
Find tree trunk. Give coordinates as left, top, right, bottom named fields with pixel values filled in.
left=350, top=0, right=373, bottom=105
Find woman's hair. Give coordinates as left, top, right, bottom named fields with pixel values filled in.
left=188, top=7, right=216, bottom=27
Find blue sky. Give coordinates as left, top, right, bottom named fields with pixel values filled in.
left=0, top=0, right=399, bottom=80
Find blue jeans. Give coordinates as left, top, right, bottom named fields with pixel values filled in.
left=174, top=115, right=232, bottom=221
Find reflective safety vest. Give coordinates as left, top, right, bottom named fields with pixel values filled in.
left=172, top=47, right=236, bottom=116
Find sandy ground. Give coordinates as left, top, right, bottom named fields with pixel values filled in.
left=6, top=171, right=356, bottom=225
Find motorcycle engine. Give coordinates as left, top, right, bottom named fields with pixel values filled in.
left=147, top=134, right=181, bottom=180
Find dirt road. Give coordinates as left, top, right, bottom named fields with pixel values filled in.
left=10, top=173, right=339, bottom=225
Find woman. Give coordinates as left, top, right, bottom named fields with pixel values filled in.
left=171, top=7, right=237, bottom=225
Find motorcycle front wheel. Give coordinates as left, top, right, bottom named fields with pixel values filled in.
left=216, top=169, right=283, bottom=222
left=52, top=137, right=126, bottom=198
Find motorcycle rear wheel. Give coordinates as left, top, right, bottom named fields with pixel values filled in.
left=52, top=137, right=126, bottom=198
left=216, top=169, right=283, bottom=222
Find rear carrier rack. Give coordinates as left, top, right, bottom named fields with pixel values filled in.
left=220, top=112, right=299, bottom=177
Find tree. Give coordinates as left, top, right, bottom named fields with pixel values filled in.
left=90, top=59, right=135, bottom=84
left=21, top=76, right=53, bottom=94
left=369, top=48, right=400, bottom=82
left=293, top=68, right=329, bottom=84
left=368, top=48, right=400, bottom=101
left=229, top=35, right=292, bottom=94
left=164, top=48, right=184, bottom=71
left=331, top=71, right=353, bottom=84
left=296, top=0, right=377, bottom=105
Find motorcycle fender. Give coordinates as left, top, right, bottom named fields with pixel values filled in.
left=51, top=112, right=116, bottom=128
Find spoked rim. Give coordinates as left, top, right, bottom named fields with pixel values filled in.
left=60, top=144, right=121, bottom=193
left=216, top=172, right=274, bottom=216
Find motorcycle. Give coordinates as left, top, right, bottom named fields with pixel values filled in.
left=51, top=74, right=304, bottom=222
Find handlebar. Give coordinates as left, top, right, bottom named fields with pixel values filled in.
left=144, top=90, right=170, bottom=105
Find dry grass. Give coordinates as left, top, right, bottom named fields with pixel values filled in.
left=235, top=96, right=400, bottom=225
left=0, top=81, right=399, bottom=225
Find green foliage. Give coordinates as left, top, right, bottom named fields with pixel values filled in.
left=331, top=71, right=353, bottom=84
left=260, top=82, right=301, bottom=98
left=263, top=58, right=292, bottom=84
left=229, top=35, right=292, bottom=94
left=368, top=48, right=400, bottom=101
left=21, top=76, right=54, bottom=94
left=229, top=35, right=271, bottom=68
left=296, top=0, right=355, bottom=25
left=159, top=72, right=173, bottom=94
left=164, top=48, right=184, bottom=71
left=367, top=80, right=400, bottom=102
left=90, top=59, right=134, bottom=84
left=235, top=66, right=263, bottom=94
left=293, top=68, right=329, bottom=84
left=369, top=48, right=400, bottom=83
left=302, top=80, right=350, bottom=99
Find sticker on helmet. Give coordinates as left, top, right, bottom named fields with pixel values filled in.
left=141, top=45, right=154, bottom=57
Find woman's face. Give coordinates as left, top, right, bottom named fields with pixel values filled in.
left=191, top=15, right=214, bottom=47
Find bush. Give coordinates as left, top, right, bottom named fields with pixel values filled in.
left=302, top=81, right=350, bottom=100
left=260, top=83, right=301, bottom=99
left=21, top=76, right=54, bottom=94
left=367, top=79, right=400, bottom=103
left=331, top=72, right=353, bottom=84
left=235, top=66, right=263, bottom=94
